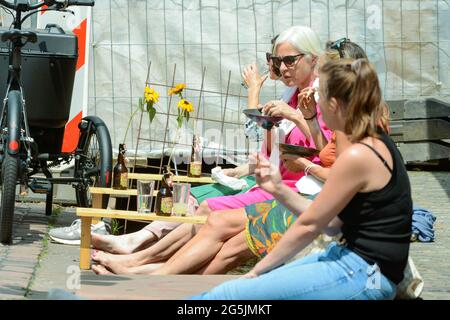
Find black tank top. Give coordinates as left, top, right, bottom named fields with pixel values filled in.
left=338, top=132, right=412, bottom=284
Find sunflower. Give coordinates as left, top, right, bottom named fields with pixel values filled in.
left=168, top=83, right=186, bottom=96
left=177, top=99, right=194, bottom=113
left=144, top=86, right=159, bottom=104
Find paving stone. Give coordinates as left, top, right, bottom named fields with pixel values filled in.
left=2, top=171, right=448, bottom=300
left=0, top=271, right=31, bottom=281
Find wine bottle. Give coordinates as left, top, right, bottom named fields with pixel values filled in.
left=155, top=166, right=173, bottom=216
left=188, top=134, right=202, bottom=178
left=113, top=143, right=128, bottom=190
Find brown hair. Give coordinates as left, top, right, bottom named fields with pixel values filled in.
left=320, top=58, right=384, bottom=142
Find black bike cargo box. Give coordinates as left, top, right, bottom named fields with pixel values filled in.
left=0, top=25, right=78, bottom=153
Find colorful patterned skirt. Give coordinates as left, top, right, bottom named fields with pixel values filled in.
left=244, top=195, right=316, bottom=258
left=244, top=199, right=296, bottom=258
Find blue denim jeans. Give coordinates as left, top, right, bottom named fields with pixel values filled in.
left=190, top=242, right=397, bottom=300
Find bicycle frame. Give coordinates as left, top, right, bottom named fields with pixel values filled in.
left=0, top=1, right=45, bottom=159
left=0, top=0, right=98, bottom=186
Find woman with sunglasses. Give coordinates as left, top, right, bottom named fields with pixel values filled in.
left=96, top=41, right=373, bottom=277
left=189, top=58, right=412, bottom=300
left=89, top=29, right=318, bottom=259
left=91, top=26, right=333, bottom=275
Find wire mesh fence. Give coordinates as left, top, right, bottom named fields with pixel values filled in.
left=1, top=0, right=449, bottom=161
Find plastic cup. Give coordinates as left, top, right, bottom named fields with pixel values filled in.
left=137, top=180, right=155, bottom=214
left=172, top=183, right=191, bottom=217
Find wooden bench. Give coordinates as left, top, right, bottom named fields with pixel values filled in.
left=77, top=174, right=215, bottom=270
left=128, top=172, right=215, bottom=184
left=77, top=207, right=207, bottom=270
left=88, top=173, right=215, bottom=221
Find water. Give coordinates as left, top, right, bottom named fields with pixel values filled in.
left=172, top=202, right=188, bottom=217
left=137, top=195, right=152, bottom=214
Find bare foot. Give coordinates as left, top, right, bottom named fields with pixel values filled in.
left=91, top=229, right=156, bottom=254
left=91, top=250, right=137, bottom=274
left=126, top=263, right=165, bottom=275
left=92, top=264, right=114, bottom=275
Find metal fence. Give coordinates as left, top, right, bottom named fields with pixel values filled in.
left=2, top=0, right=449, bottom=161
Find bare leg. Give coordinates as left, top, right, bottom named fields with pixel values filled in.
left=92, top=223, right=201, bottom=273
left=90, top=200, right=208, bottom=255
left=91, top=228, right=156, bottom=254
left=151, top=209, right=247, bottom=275
left=116, top=263, right=165, bottom=275
left=199, top=231, right=255, bottom=274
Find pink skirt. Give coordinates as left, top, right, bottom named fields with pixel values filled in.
left=205, top=180, right=298, bottom=211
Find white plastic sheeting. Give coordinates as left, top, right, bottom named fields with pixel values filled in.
left=3, top=1, right=450, bottom=163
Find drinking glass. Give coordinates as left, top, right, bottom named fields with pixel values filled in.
left=137, top=180, right=155, bottom=214
left=172, top=183, right=191, bottom=217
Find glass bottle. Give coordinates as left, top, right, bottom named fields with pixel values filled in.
left=113, top=143, right=128, bottom=190
left=155, top=166, right=173, bottom=216
left=188, top=134, right=202, bottom=178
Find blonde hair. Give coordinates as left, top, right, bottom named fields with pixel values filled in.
left=321, top=46, right=341, bottom=63
left=321, top=58, right=384, bottom=142
left=274, top=26, right=323, bottom=58
left=320, top=41, right=391, bottom=134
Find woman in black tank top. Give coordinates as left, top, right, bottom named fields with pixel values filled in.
left=190, top=58, right=412, bottom=300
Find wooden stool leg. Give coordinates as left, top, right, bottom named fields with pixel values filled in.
left=79, top=217, right=92, bottom=270
left=91, top=194, right=102, bottom=225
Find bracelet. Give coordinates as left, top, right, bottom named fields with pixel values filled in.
left=304, top=113, right=317, bottom=121
left=304, top=163, right=320, bottom=176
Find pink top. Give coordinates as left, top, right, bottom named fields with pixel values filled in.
left=204, top=82, right=333, bottom=211
left=260, top=84, right=333, bottom=184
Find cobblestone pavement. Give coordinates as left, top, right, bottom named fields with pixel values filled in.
left=0, top=171, right=449, bottom=300
left=407, top=171, right=450, bottom=300
left=0, top=203, right=49, bottom=299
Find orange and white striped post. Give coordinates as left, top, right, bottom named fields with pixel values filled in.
left=37, top=2, right=92, bottom=152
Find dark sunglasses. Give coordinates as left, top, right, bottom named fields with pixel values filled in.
left=330, top=38, right=350, bottom=58
left=270, top=53, right=304, bottom=69
left=265, top=52, right=282, bottom=77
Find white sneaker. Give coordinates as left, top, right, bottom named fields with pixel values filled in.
left=49, top=219, right=109, bottom=245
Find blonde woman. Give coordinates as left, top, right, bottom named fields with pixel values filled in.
left=190, top=59, right=412, bottom=300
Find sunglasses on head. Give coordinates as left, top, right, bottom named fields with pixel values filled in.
left=330, top=38, right=350, bottom=58
left=270, top=53, right=305, bottom=69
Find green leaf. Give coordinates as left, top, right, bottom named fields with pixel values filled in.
left=148, top=104, right=156, bottom=123
left=138, top=97, right=144, bottom=112
left=185, top=110, right=190, bottom=122
left=177, top=114, right=183, bottom=128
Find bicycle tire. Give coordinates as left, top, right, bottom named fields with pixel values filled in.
left=75, top=117, right=112, bottom=208
left=0, top=152, right=19, bottom=244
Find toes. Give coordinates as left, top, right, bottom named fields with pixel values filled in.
left=91, top=264, right=102, bottom=274
left=91, top=250, right=106, bottom=263
left=91, top=250, right=99, bottom=259
left=92, top=264, right=113, bottom=275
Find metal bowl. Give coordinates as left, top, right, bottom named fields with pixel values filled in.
left=278, top=143, right=320, bottom=157
left=242, top=109, right=283, bottom=130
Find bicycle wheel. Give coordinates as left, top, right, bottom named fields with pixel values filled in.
left=75, top=117, right=112, bottom=208
left=0, top=152, right=19, bottom=244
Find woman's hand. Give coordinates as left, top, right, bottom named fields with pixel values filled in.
left=280, top=154, right=313, bottom=173
left=222, top=168, right=238, bottom=178
left=242, top=63, right=268, bottom=90
left=251, top=153, right=283, bottom=195
left=297, top=87, right=317, bottom=119
left=262, top=100, right=298, bottom=121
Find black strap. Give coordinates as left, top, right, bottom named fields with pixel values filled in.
left=358, top=142, right=393, bottom=173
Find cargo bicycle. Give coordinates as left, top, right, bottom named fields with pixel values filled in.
left=0, top=0, right=112, bottom=244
